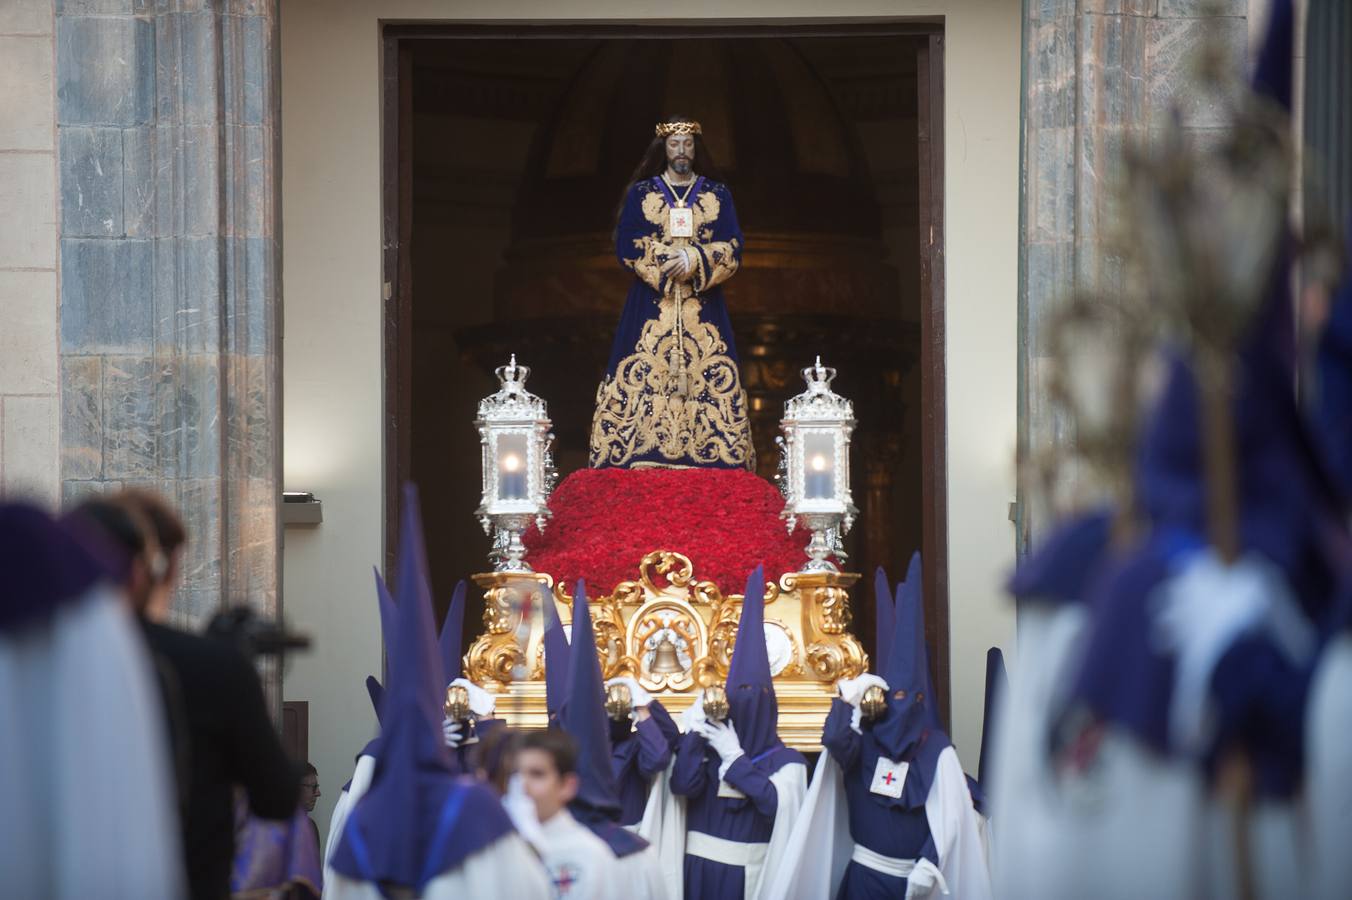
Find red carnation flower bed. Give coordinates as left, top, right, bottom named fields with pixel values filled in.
left=523, top=468, right=814, bottom=596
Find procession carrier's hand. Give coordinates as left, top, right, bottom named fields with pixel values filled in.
left=837, top=673, right=888, bottom=707
left=443, top=717, right=464, bottom=749
left=698, top=719, right=745, bottom=780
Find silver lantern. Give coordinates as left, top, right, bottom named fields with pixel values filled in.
left=779, top=357, right=857, bottom=573
left=475, top=356, right=554, bottom=572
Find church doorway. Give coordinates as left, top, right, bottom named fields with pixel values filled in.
left=380, top=24, right=950, bottom=722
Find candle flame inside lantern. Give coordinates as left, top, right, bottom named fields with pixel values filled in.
left=503, top=453, right=522, bottom=472
left=810, top=454, right=828, bottom=472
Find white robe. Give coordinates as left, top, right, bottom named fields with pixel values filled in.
left=615, top=841, right=670, bottom=900
left=533, top=809, right=623, bottom=900
left=637, top=761, right=685, bottom=893
left=987, top=602, right=1088, bottom=900
left=0, top=587, right=185, bottom=899
left=999, top=553, right=1317, bottom=900
left=323, top=831, right=551, bottom=899
left=765, top=746, right=991, bottom=900
left=1306, top=632, right=1352, bottom=900
left=322, top=753, right=375, bottom=874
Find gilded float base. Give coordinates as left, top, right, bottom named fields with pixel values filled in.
left=464, top=550, right=866, bottom=751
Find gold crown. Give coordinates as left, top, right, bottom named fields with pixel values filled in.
left=655, top=120, right=702, bottom=137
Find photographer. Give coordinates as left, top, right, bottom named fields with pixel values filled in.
left=70, top=491, right=300, bottom=900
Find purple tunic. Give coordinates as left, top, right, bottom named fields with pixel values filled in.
left=670, top=730, right=803, bottom=900
left=611, top=702, right=678, bottom=826
left=822, top=699, right=944, bottom=900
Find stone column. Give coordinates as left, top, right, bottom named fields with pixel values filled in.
left=56, top=1, right=281, bottom=632
left=1018, top=0, right=1249, bottom=549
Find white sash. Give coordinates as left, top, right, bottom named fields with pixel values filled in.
left=686, top=830, right=769, bottom=869
left=850, top=844, right=917, bottom=878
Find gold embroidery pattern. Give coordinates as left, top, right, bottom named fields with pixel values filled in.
left=593, top=184, right=753, bottom=469
left=590, top=294, right=754, bottom=469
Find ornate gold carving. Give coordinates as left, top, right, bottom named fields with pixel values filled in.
left=466, top=553, right=863, bottom=749
left=465, top=572, right=553, bottom=686
left=782, top=570, right=866, bottom=683
left=589, top=292, right=754, bottom=469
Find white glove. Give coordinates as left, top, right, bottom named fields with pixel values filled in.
left=450, top=677, right=496, bottom=718
left=680, top=690, right=709, bottom=732
left=837, top=673, right=888, bottom=707
left=606, top=675, right=653, bottom=708
left=699, top=719, right=744, bottom=765
left=443, top=717, right=463, bottom=749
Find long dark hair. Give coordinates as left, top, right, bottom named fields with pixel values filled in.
left=614, top=117, right=724, bottom=231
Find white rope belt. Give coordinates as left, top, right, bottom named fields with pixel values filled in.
left=686, top=831, right=769, bottom=869
left=851, top=846, right=950, bottom=895
left=850, top=844, right=917, bottom=878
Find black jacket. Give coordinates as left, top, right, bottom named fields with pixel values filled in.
left=142, top=620, right=300, bottom=900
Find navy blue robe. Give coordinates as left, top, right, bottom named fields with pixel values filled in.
left=671, top=730, right=803, bottom=900
left=590, top=176, right=753, bottom=470
left=611, top=701, right=679, bottom=826
left=822, top=699, right=944, bottom=900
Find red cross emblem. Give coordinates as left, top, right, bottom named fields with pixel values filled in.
left=553, top=866, right=578, bottom=894
left=882, top=770, right=896, bottom=785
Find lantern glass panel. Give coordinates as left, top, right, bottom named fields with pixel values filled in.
left=497, top=433, right=529, bottom=501
left=804, top=432, right=835, bottom=500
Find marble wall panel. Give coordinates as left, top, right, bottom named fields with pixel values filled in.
left=60, top=354, right=102, bottom=479
left=60, top=237, right=154, bottom=351
left=59, top=126, right=125, bottom=237
left=56, top=15, right=153, bottom=126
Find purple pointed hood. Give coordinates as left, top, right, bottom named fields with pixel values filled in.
left=373, top=568, right=398, bottom=682
left=725, top=566, right=783, bottom=758
left=561, top=581, right=623, bottom=817
left=873, top=567, right=895, bottom=675
left=1007, top=509, right=1114, bottom=607
left=439, top=580, right=468, bottom=684
left=858, top=552, right=951, bottom=810
left=365, top=675, right=385, bottom=727
left=2, top=503, right=117, bottom=634
left=976, top=646, right=1007, bottom=791
left=330, top=485, right=513, bottom=891
left=876, top=553, right=944, bottom=756
left=543, top=587, right=572, bottom=721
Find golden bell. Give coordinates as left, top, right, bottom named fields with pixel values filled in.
left=444, top=683, right=472, bottom=722
left=702, top=684, right=730, bottom=722
left=604, top=682, right=633, bottom=722
left=650, top=635, right=684, bottom=675
left=860, top=684, right=888, bottom=720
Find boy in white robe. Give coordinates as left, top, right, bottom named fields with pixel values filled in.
left=518, top=729, right=623, bottom=900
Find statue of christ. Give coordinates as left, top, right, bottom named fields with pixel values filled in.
left=588, top=116, right=755, bottom=470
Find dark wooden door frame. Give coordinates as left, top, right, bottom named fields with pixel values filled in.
left=379, top=21, right=951, bottom=727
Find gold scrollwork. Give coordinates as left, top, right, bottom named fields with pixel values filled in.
left=554, top=580, right=641, bottom=680
left=639, top=550, right=696, bottom=594
left=469, top=556, right=865, bottom=739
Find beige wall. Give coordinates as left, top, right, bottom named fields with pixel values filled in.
left=281, top=0, right=1020, bottom=838
left=0, top=0, right=58, bottom=507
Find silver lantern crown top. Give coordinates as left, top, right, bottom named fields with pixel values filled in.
left=475, top=355, right=555, bottom=572
left=779, top=357, right=857, bottom=572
